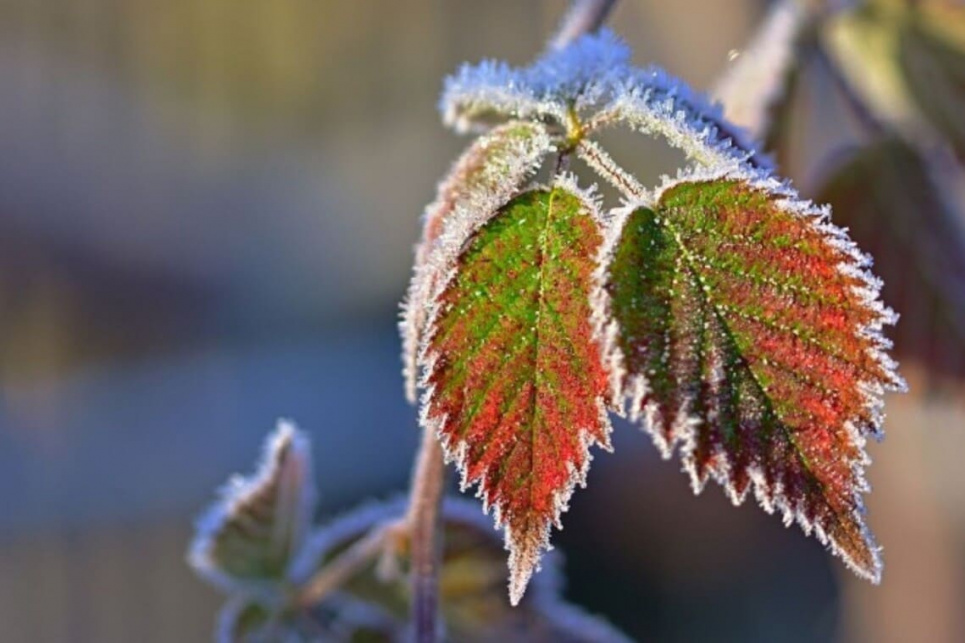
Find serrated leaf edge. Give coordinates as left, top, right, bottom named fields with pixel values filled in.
left=418, top=177, right=614, bottom=605
left=598, top=164, right=906, bottom=583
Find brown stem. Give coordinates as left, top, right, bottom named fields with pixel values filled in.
left=296, top=519, right=405, bottom=608
left=549, top=0, right=620, bottom=51
left=406, top=423, right=446, bottom=642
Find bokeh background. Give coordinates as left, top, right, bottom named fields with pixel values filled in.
left=0, top=1, right=962, bottom=641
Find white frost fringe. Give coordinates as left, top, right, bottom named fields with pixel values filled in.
left=400, top=122, right=554, bottom=402
left=418, top=176, right=615, bottom=605
left=596, top=164, right=906, bottom=582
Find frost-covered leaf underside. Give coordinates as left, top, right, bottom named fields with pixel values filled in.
left=605, top=176, right=904, bottom=580
left=423, top=186, right=611, bottom=604
left=402, top=121, right=553, bottom=402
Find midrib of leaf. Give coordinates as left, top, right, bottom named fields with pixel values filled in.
left=516, top=187, right=562, bottom=500
left=665, top=217, right=871, bottom=553
left=588, top=146, right=863, bottom=484
left=665, top=225, right=858, bottom=539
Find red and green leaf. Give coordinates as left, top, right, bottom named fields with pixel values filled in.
left=602, top=170, right=905, bottom=581
left=421, top=181, right=612, bottom=604
left=401, top=121, right=553, bottom=402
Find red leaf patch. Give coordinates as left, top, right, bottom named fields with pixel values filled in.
left=602, top=170, right=905, bottom=581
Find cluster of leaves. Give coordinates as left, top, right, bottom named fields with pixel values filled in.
left=718, top=0, right=965, bottom=387
left=188, top=422, right=630, bottom=642
left=401, top=27, right=905, bottom=605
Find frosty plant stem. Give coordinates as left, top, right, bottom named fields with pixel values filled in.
left=407, top=417, right=446, bottom=642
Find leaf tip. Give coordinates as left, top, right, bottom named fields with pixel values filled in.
left=506, top=509, right=559, bottom=606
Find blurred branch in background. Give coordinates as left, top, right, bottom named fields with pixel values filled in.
left=715, top=3, right=965, bottom=643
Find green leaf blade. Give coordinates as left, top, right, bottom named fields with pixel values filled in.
left=604, top=172, right=904, bottom=582
left=422, top=183, right=613, bottom=605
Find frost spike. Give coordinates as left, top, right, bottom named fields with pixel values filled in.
left=602, top=169, right=905, bottom=581
left=401, top=121, right=553, bottom=402
left=420, top=183, right=612, bottom=605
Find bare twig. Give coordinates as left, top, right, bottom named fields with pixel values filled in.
left=296, top=519, right=406, bottom=607
left=549, top=0, right=620, bottom=51
left=406, top=423, right=446, bottom=643
left=711, top=0, right=813, bottom=143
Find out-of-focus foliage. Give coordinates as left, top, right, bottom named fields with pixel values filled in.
left=189, top=423, right=631, bottom=643
left=731, top=0, right=965, bottom=389
left=818, top=139, right=965, bottom=384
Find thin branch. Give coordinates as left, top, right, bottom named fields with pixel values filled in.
left=711, top=0, right=812, bottom=143
left=549, top=0, right=619, bottom=51
left=406, top=423, right=446, bottom=643
left=296, top=519, right=405, bottom=607
left=577, top=139, right=649, bottom=201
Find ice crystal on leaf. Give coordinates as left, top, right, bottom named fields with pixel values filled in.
left=421, top=181, right=613, bottom=605
left=408, top=29, right=904, bottom=605
left=401, top=120, right=554, bottom=402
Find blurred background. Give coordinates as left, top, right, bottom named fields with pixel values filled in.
left=0, top=0, right=962, bottom=641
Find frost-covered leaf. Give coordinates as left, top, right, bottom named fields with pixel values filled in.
left=401, top=120, right=554, bottom=402
left=298, top=498, right=630, bottom=643
left=817, top=138, right=965, bottom=385
left=189, top=420, right=316, bottom=595
left=421, top=181, right=613, bottom=605
left=602, top=170, right=905, bottom=581
left=440, top=30, right=767, bottom=169
left=441, top=30, right=633, bottom=133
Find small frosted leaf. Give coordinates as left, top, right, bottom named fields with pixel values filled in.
left=441, top=60, right=555, bottom=134
left=598, top=66, right=770, bottom=170
left=602, top=170, right=905, bottom=582
left=401, top=121, right=554, bottom=402
left=440, top=29, right=766, bottom=170
left=421, top=183, right=613, bottom=605
left=189, top=420, right=316, bottom=595
left=440, top=30, right=630, bottom=133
